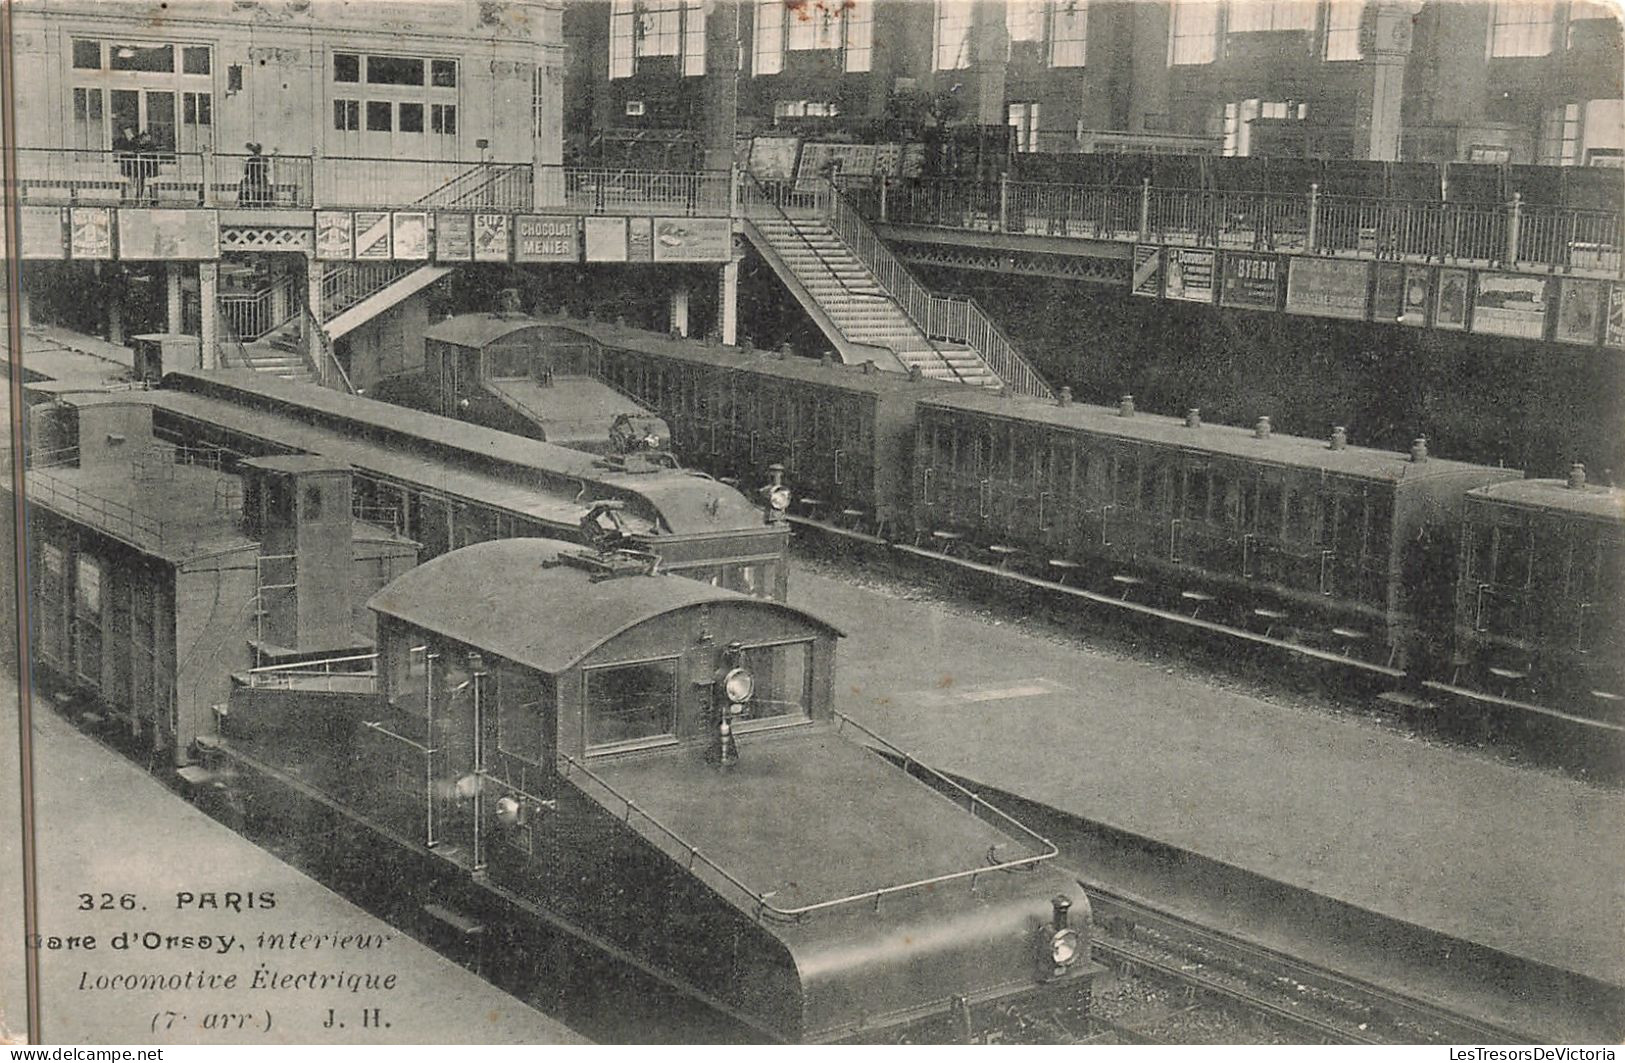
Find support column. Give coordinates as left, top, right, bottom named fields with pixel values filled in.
left=305, top=251, right=325, bottom=380
left=107, top=298, right=124, bottom=346
left=199, top=261, right=219, bottom=369
left=16, top=279, right=30, bottom=329
left=270, top=260, right=291, bottom=327
left=532, top=49, right=565, bottom=209
left=668, top=287, right=690, bottom=338
left=718, top=250, right=739, bottom=347
left=1352, top=3, right=1418, bottom=161
left=166, top=262, right=184, bottom=333
left=701, top=0, right=743, bottom=175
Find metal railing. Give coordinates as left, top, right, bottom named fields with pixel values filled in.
left=313, top=156, right=534, bottom=211
left=17, top=146, right=208, bottom=205
left=559, top=721, right=1058, bottom=924
left=827, top=180, right=1054, bottom=399
left=243, top=652, right=379, bottom=691
left=559, top=167, right=732, bottom=216
left=213, top=152, right=314, bottom=208
left=877, top=177, right=1624, bottom=276
left=319, top=260, right=420, bottom=320
left=301, top=299, right=354, bottom=394
left=218, top=276, right=297, bottom=342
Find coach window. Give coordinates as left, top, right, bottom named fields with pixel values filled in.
left=585, top=659, right=679, bottom=752
left=494, top=663, right=548, bottom=765
left=734, top=641, right=813, bottom=732
left=75, top=554, right=105, bottom=687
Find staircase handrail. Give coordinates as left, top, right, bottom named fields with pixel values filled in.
left=299, top=294, right=355, bottom=394
left=740, top=171, right=891, bottom=305
left=214, top=303, right=249, bottom=369
left=825, top=180, right=1055, bottom=400
left=743, top=171, right=971, bottom=382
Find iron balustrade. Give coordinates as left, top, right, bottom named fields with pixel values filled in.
left=218, top=276, right=297, bottom=342
left=558, top=721, right=1057, bottom=925
left=876, top=177, right=1622, bottom=276
left=827, top=181, right=1054, bottom=400
left=559, top=167, right=732, bottom=215
left=213, top=152, right=314, bottom=208
left=243, top=651, right=380, bottom=691
left=313, top=157, right=535, bottom=211
left=16, top=147, right=207, bottom=205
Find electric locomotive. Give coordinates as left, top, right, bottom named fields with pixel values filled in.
left=201, top=537, right=1098, bottom=1042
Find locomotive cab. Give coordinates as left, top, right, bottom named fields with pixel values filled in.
left=216, top=536, right=1095, bottom=1042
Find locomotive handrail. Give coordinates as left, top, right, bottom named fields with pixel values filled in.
left=558, top=733, right=1057, bottom=924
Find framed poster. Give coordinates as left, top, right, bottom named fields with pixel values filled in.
left=584, top=216, right=628, bottom=263
left=353, top=211, right=392, bottom=260
left=68, top=206, right=113, bottom=259
left=434, top=213, right=473, bottom=261
left=391, top=212, right=429, bottom=260
left=1164, top=248, right=1216, bottom=303
left=473, top=213, right=511, bottom=261
left=1471, top=272, right=1548, bottom=339
left=1400, top=265, right=1431, bottom=326
left=117, top=209, right=220, bottom=260
left=1284, top=257, right=1369, bottom=320
left=1131, top=245, right=1161, bottom=298
left=514, top=216, right=579, bottom=262
left=1553, top=279, right=1603, bottom=346
left=1604, top=283, right=1625, bottom=349
left=1220, top=252, right=1281, bottom=311
left=315, top=211, right=354, bottom=260
left=1435, top=268, right=1470, bottom=330
left=20, top=206, right=66, bottom=259
left=627, top=217, right=654, bottom=262
left=652, top=218, right=732, bottom=262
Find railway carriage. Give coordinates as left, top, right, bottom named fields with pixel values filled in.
left=910, top=389, right=1522, bottom=669
left=153, top=369, right=790, bottom=599
left=412, top=311, right=673, bottom=457
left=581, top=322, right=948, bottom=535
left=207, top=537, right=1098, bottom=1042
left=1440, top=467, right=1625, bottom=727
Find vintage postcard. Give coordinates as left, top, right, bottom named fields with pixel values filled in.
left=3, top=0, right=1623, bottom=1049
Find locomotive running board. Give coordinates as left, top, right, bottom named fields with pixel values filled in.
left=200, top=738, right=791, bottom=1044
left=892, top=543, right=1407, bottom=679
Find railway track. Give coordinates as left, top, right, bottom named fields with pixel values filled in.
left=1086, top=885, right=1539, bottom=1044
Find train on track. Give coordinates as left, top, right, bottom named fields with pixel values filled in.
left=12, top=327, right=1100, bottom=1041
left=396, top=313, right=1623, bottom=762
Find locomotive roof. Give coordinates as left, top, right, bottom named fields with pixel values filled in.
left=422, top=315, right=600, bottom=351
left=369, top=538, right=839, bottom=675
left=483, top=376, right=655, bottom=445
left=159, top=371, right=765, bottom=534
left=920, top=389, right=1506, bottom=482
left=1468, top=479, right=1625, bottom=523
left=564, top=319, right=952, bottom=398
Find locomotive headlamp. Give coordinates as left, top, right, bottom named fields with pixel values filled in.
left=495, top=796, right=523, bottom=826
left=768, top=485, right=792, bottom=511
left=1049, top=927, right=1081, bottom=967
left=723, top=667, right=754, bottom=705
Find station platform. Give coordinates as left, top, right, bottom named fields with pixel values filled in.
left=790, top=567, right=1625, bottom=994
left=0, top=700, right=586, bottom=1045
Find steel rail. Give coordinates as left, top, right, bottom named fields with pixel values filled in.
left=1088, top=886, right=1538, bottom=1045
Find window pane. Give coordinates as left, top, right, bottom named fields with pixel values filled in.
left=610, top=1, right=636, bottom=78
left=845, top=0, right=873, bottom=72
left=1051, top=1, right=1088, bottom=67
left=684, top=0, right=706, bottom=75
left=734, top=643, right=812, bottom=730
left=197, top=93, right=212, bottom=126
left=368, top=55, right=424, bottom=85
left=1325, top=0, right=1364, bottom=59
left=754, top=0, right=784, bottom=74
left=399, top=102, right=424, bottom=133
left=431, top=59, right=457, bottom=87
left=1230, top=0, right=1314, bottom=33
left=1169, top=0, right=1219, bottom=64
left=495, top=665, right=546, bottom=763
left=935, top=0, right=973, bottom=69
left=334, top=52, right=360, bottom=82
left=1490, top=0, right=1555, bottom=56
left=110, top=43, right=174, bottom=73
left=72, top=39, right=101, bottom=69
left=334, top=99, right=353, bottom=130
left=367, top=100, right=392, bottom=131
left=1007, top=0, right=1045, bottom=42
left=586, top=660, right=678, bottom=748
left=182, top=46, right=210, bottom=74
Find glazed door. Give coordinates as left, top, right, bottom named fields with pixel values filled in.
left=428, top=653, right=480, bottom=868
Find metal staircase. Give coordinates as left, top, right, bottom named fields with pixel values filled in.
left=740, top=175, right=1053, bottom=398
left=745, top=212, right=997, bottom=386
